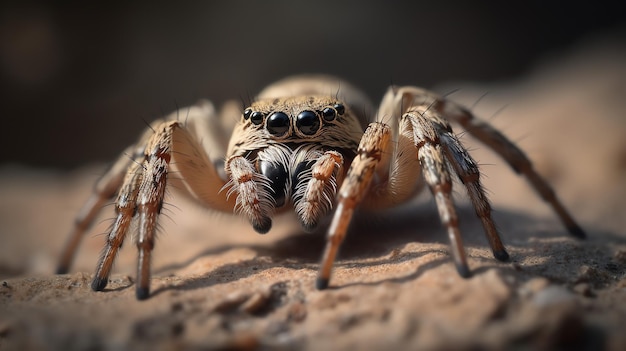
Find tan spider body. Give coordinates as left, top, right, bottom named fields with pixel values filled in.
left=57, top=75, right=585, bottom=299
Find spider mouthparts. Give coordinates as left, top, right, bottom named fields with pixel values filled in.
left=315, top=277, right=329, bottom=290
left=568, top=225, right=587, bottom=239
left=136, top=287, right=150, bottom=300
left=91, top=277, right=108, bottom=291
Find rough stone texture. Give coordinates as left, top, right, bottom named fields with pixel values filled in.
left=1, top=41, right=626, bottom=351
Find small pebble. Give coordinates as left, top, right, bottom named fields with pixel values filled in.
left=287, top=302, right=307, bottom=322
left=0, top=322, right=11, bottom=336
left=213, top=291, right=250, bottom=313
left=572, top=283, right=594, bottom=297
left=614, top=250, right=626, bottom=265
left=240, top=291, right=270, bottom=314
left=518, top=277, right=550, bottom=298
left=532, top=285, right=576, bottom=308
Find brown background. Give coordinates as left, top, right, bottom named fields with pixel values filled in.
left=1, top=1, right=625, bottom=168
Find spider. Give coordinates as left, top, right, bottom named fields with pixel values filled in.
left=56, top=75, right=585, bottom=300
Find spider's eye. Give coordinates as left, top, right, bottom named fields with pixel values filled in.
left=250, top=111, right=264, bottom=125
left=322, top=107, right=336, bottom=121
left=296, top=110, right=321, bottom=135
left=333, top=103, right=345, bottom=115
left=266, top=112, right=290, bottom=136
left=243, top=108, right=252, bottom=120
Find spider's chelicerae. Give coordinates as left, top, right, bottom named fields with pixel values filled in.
left=57, top=75, right=585, bottom=300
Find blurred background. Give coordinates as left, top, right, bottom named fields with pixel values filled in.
left=1, top=1, right=625, bottom=168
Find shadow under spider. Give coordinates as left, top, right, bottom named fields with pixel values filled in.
left=153, top=200, right=446, bottom=275
left=150, top=243, right=458, bottom=297
left=146, top=200, right=624, bottom=297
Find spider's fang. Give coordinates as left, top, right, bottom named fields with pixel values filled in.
left=259, top=160, right=288, bottom=208
left=91, top=277, right=108, bottom=291
left=136, top=286, right=150, bottom=300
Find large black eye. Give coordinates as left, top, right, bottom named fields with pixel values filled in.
left=243, top=108, right=252, bottom=120
left=322, top=107, right=336, bottom=121
left=267, top=112, right=290, bottom=136
left=334, top=103, right=345, bottom=115
left=296, top=110, right=320, bottom=135
left=250, top=111, right=264, bottom=125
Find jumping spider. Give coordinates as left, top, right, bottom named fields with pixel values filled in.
left=57, top=75, right=585, bottom=300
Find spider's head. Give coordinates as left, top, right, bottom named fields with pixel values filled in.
left=227, top=95, right=364, bottom=157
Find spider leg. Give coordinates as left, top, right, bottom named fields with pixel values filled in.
left=90, top=160, right=142, bottom=292
left=317, top=87, right=511, bottom=288
left=56, top=138, right=147, bottom=274
left=317, top=123, right=391, bottom=289
left=438, top=119, right=509, bottom=262
left=133, top=125, right=172, bottom=299
left=418, top=140, right=472, bottom=276
left=88, top=121, right=175, bottom=300
left=61, top=100, right=233, bottom=300
left=93, top=119, right=233, bottom=299
left=396, top=105, right=490, bottom=276
left=383, top=87, right=509, bottom=262
left=440, top=101, right=585, bottom=238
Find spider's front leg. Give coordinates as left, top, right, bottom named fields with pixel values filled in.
left=98, top=120, right=232, bottom=299
left=96, top=121, right=177, bottom=299
left=378, top=87, right=511, bottom=266
left=58, top=101, right=233, bottom=300
left=316, top=88, right=511, bottom=289
left=317, top=123, right=392, bottom=289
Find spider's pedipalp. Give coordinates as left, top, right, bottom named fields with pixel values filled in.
left=293, top=150, right=343, bottom=231
left=225, top=155, right=275, bottom=234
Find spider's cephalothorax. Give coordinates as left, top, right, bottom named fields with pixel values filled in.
left=56, top=75, right=585, bottom=300
left=224, top=95, right=364, bottom=234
